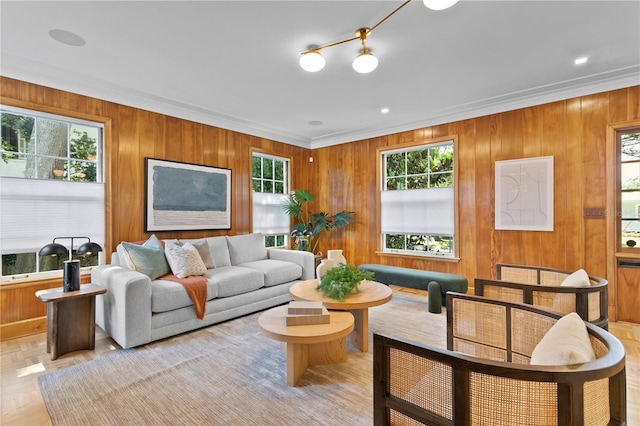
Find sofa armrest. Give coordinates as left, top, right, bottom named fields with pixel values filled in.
left=267, top=248, right=315, bottom=280
left=92, top=264, right=152, bottom=349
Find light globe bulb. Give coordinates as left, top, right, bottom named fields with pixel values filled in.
left=299, top=50, right=325, bottom=72
left=352, top=50, right=378, bottom=74
left=423, top=0, right=459, bottom=10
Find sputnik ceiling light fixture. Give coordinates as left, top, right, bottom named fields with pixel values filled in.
left=299, top=0, right=459, bottom=74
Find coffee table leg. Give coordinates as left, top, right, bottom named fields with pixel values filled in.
left=286, top=343, right=309, bottom=386
left=349, top=308, right=368, bottom=352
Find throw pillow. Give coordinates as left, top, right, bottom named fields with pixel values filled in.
left=118, top=234, right=170, bottom=280
left=190, top=238, right=216, bottom=269
left=560, top=269, right=591, bottom=287
left=530, top=312, right=596, bottom=365
left=164, top=242, right=208, bottom=278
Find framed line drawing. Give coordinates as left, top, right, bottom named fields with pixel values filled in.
left=495, top=156, right=553, bottom=231
left=145, top=158, right=231, bottom=231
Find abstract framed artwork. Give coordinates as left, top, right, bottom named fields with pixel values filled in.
left=145, top=158, right=231, bottom=232
left=495, top=155, right=554, bottom=231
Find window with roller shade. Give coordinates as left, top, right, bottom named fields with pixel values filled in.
left=381, top=140, right=456, bottom=258
left=1, top=105, right=104, bottom=283
left=251, top=152, right=289, bottom=248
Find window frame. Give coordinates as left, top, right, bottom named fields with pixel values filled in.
left=616, top=127, right=640, bottom=253
left=250, top=151, right=291, bottom=248
left=1, top=103, right=107, bottom=284
left=377, top=135, right=459, bottom=261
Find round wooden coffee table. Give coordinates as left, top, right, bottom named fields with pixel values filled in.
left=258, top=305, right=354, bottom=386
left=289, top=279, right=392, bottom=352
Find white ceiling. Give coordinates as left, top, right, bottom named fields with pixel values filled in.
left=1, top=1, right=639, bottom=149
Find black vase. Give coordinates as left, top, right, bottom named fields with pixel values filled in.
left=63, top=260, right=81, bottom=292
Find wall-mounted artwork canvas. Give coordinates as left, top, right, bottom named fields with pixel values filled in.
left=145, top=158, right=231, bottom=231
left=495, top=156, right=554, bottom=231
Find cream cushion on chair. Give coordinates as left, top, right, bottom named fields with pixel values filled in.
left=530, top=312, right=596, bottom=365
left=560, top=269, right=590, bottom=287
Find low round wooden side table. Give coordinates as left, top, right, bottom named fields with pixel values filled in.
left=258, top=305, right=354, bottom=386
left=289, top=279, right=392, bottom=353
left=36, top=283, right=106, bottom=360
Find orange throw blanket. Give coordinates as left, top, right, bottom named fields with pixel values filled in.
left=158, top=274, right=208, bottom=320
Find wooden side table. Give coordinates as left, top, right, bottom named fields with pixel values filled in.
left=36, top=283, right=106, bottom=360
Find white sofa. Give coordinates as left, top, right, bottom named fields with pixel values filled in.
left=92, top=233, right=314, bottom=349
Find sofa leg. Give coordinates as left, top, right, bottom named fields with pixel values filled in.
left=427, top=281, right=442, bottom=313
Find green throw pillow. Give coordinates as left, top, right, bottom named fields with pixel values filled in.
left=119, top=234, right=170, bottom=280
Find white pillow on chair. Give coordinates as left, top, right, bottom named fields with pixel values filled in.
left=530, top=312, right=596, bottom=365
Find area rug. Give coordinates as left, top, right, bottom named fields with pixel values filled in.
left=38, top=290, right=443, bottom=425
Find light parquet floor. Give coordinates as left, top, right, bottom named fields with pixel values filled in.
left=1, top=286, right=638, bottom=426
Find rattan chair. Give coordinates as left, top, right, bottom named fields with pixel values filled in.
left=474, top=264, right=608, bottom=329
left=373, top=293, right=626, bottom=426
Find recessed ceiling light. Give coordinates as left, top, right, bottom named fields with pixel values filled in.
left=308, top=120, right=323, bottom=126
left=381, top=108, right=390, bottom=114
left=48, top=29, right=86, bottom=47
left=574, top=57, right=588, bottom=65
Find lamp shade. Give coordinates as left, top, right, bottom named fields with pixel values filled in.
left=39, top=243, right=68, bottom=257
left=423, top=0, right=459, bottom=10
left=299, top=51, right=325, bottom=72
left=352, top=51, right=378, bottom=73
left=77, top=241, right=103, bottom=255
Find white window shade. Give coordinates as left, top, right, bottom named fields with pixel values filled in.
left=0, top=177, right=105, bottom=254
left=381, top=187, right=454, bottom=235
left=252, top=192, right=289, bottom=235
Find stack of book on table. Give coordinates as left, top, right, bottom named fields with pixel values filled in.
left=285, top=301, right=330, bottom=325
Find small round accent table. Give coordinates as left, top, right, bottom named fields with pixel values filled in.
left=289, top=279, right=392, bottom=353
left=258, top=306, right=354, bottom=386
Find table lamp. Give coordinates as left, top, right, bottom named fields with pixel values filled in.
left=39, top=237, right=103, bottom=291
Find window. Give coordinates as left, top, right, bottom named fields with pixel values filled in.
left=1, top=105, right=104, bottom=283
left=380, top=140, right=456, bottom=258
left=619, top=129, right=640, bottom=249
left=252, top=153, right=289, bottom=248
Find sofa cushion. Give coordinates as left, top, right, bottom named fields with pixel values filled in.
left=207, top=236, right=231, bottom=267
left=117, top=234, right=170, bottom=280
left=238, top=259, right=302, bottom=287
left=205, top=266, right=264, bottom=297
left=226, top=233, right=267, bottom=265
left=561, top=269, right=590, bottom=287
left=164, top=242, right=207, bottom=278
left=150, top=277, right=218, bottom=313
left=530, top=312, right=596, bottom=365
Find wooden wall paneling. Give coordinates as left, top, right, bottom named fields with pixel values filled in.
left=497, top=110, right=526, bottom=265
left=488, top=114, right=503, bottom=278
left=629, top=86, right=640, bottom=119
left=473, top=116, right=494, bottom=280
left=564, top=97, right=585, bottom=271
left=581, top=93, right=609, bottom=277
left=519, top=107, right=544, bottom=267
left=20, top=80, right=40, bottom=105
left=456, top=121, right=477, bottom=282
left=0, top=77, right=20, bottom=98
left=540, top=101, right=568, bottom=269
left=116, top=105, right=143, bottom=241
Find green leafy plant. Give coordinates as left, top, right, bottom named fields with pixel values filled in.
left=317, top=263, right=375, bottom=301
left=282, top=189, right=355, bottom=252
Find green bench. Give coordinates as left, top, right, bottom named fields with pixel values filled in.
left=358, top=264, right=468, bottom=313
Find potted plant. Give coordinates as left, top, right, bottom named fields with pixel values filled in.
left=317, top=263, right=375, bottom=301
left=282, top=189, right=355, bottom=252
